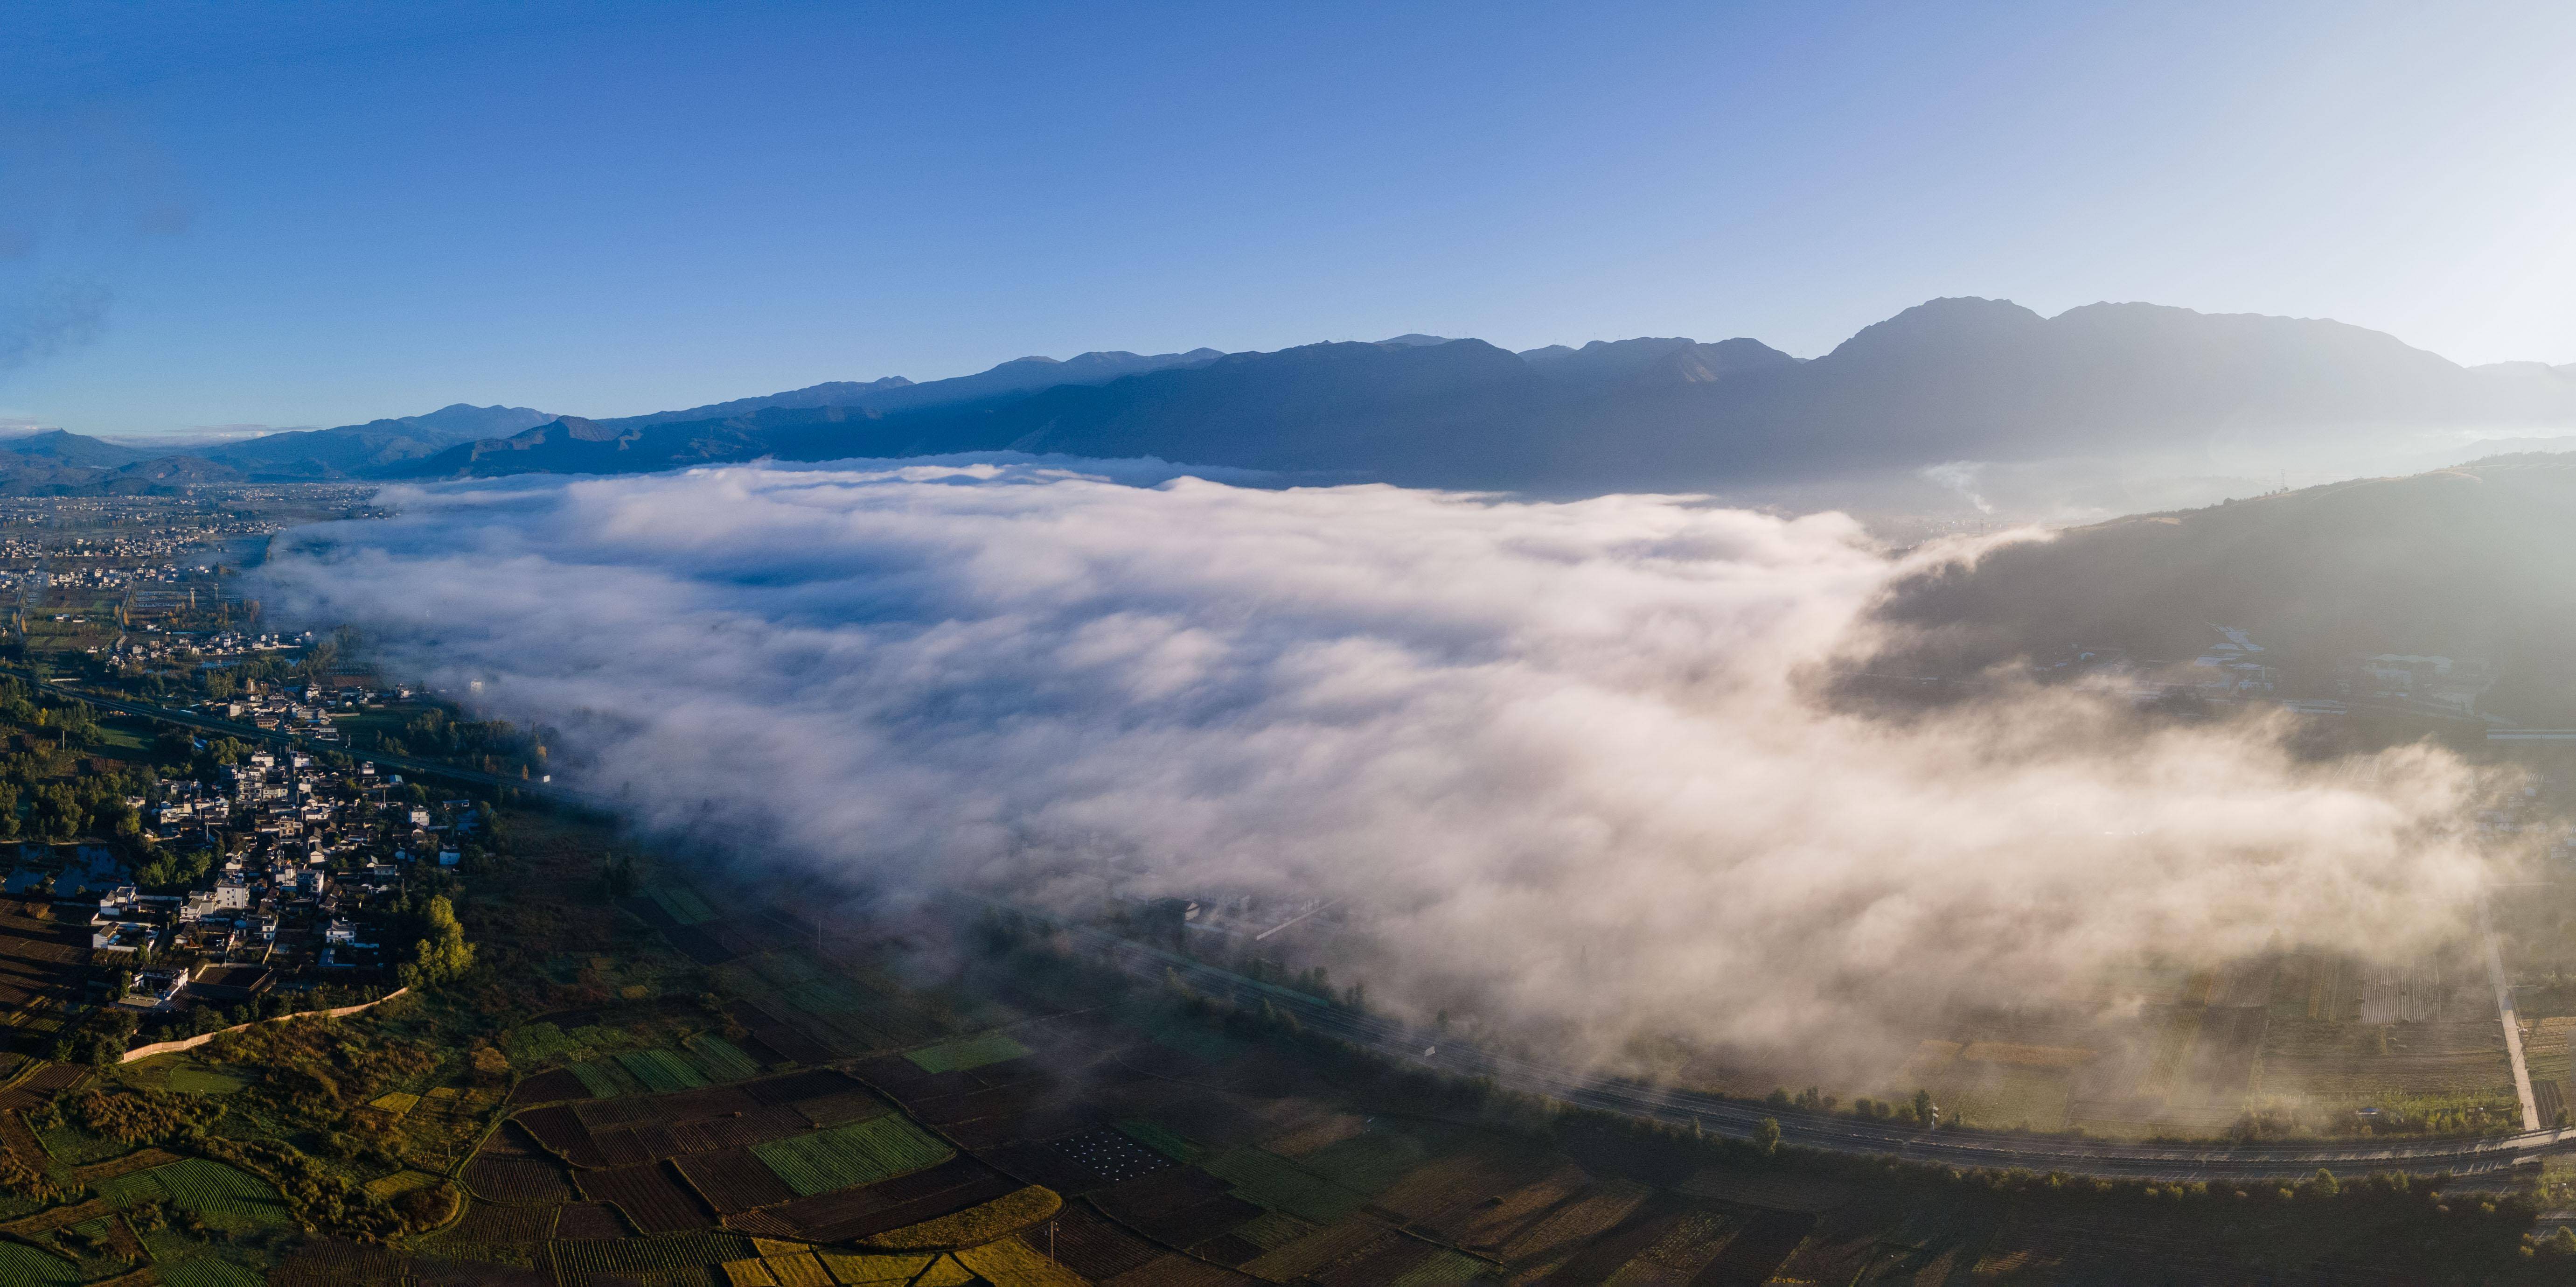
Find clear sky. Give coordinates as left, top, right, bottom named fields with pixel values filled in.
left=5, top=0, right=2574, bottom=438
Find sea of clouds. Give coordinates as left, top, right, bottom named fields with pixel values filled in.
left=255, top=456, right=2516, bottom=1071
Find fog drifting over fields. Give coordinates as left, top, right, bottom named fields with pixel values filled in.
left=258, top=458, right=2517, bottom=1068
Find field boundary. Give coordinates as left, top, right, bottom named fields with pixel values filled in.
left=119, top=987, right=410, bottom=1063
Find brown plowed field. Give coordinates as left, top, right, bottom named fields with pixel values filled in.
left=675, top=1147, right=800, bottom=1213
left=575, top=1161, right=718, bottom=1234
left=464, top=1155, right=576, bottom=1207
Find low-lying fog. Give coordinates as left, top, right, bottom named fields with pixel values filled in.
left=256, top=456, right=2528, bottom=1073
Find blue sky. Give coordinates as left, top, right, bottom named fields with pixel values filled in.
left=5, top=0, right=2574, bottom=437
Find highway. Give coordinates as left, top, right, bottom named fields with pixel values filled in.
left=41, top=670, right=2571, bottom=1181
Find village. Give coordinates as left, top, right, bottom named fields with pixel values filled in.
left=51, top=736, right=480, bottom=1032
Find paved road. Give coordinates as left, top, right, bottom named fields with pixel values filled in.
left=993, top=901, right=2576, bottom=1182
left=45, top=671, right=2570, bottom=1180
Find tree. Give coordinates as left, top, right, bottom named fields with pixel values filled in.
left=2312, top=1168, right=2339, bottom=1197
left=400, top=896, right=476, bottom=989
left=1913, top=1089, right=1935, bottom=1127
left=1753, top=1117, right=1781, bottom=1156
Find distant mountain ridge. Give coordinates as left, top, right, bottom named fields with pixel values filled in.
left=39, top=299, right=2576, bottom=490
left=386, top=299, right=2576, bottom=490
left=1866, top=452, right=2576, bottom=722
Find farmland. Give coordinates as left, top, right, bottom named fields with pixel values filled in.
left=0, top=738, right=2546, bottom=1285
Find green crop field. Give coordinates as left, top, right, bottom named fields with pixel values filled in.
left=571, top=1057, right=644, bottom=1098
left=151, top=1159, right=296, bottom=1232
left=685, top=1033, right=761, bottom=1082
left=905, top=1031, right=1030, bottom=1074
left=751, top=1114, right=954, bottom=1196
left=617, top=1049, right=710, bottom=1093
left=0, top=1240, right=82, bottom=1286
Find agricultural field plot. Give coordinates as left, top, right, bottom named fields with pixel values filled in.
left=1494, top=1177, right=1655, bottom=1266
left=2358, top=951, right=2483, bottom=1025
left=645, top=886, right=718, bottom=926
left=1201, top=1147, right=1371, bottom=1226
left=1089, top=1163, right=1264, bottom=1248
left=1038, top=1203, right=1165, bottom=1281
left=905, top=1032, right=1033, bottom=1074
left=615, top=1048, right=710, bottom=1093
left=2256, top=1019, right=2514, bottom=1098
left=1052, top=1126, right=1177, bottom=1187
left=0, top=899, right=90, bottom=1014
left=676, top=1147, right=802, bottom=1213
left=442, top=1199, right=563, bottom=1244
left=2176, top=1005, right=2270, bottom=1107
left=553, top=1201, right=635, bottom=1241
left=549, top=1230, right=756, bottom=1281
left=1418, top=1161, right=1592, bottom=1250
left=575, top=1162, right=720, bottom=1234
left=148, top=1158, right=296, bottom=1233
left=717, top=952, right=950, bottom=1057
left=506, top=1067, right=592, bottom=1106
left=746, top=1155, right=1020, bottom=1245
left=402, top=1085, right=503, bottom=1170
left=464, top=1154, right=576, bottom=1207
left=752, top=1114, right=954, bottom=1196
left=269, top=1239, right=411, bottom=1286
left=1367, top=1147, right=1560, bottom=1227
left=686, top=1034, right=764, bottom=1083
left=569, top=1056, right=645, bottom=1099
left=516, top=1105, right=610, bottom=1169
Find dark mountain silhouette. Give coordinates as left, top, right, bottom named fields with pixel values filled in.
left=1866, top=451, right=2576, bottom=721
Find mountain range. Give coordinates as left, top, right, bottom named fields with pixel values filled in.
left=12, top=299, right=2576, bottom=497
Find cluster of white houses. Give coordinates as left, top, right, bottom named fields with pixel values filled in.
left=49, top=747, right=472, bottom=1013
left=185, top=677, right=412, bottom=741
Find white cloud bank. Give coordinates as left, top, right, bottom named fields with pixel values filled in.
left=257, top=458, right=2514, bottom=1070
